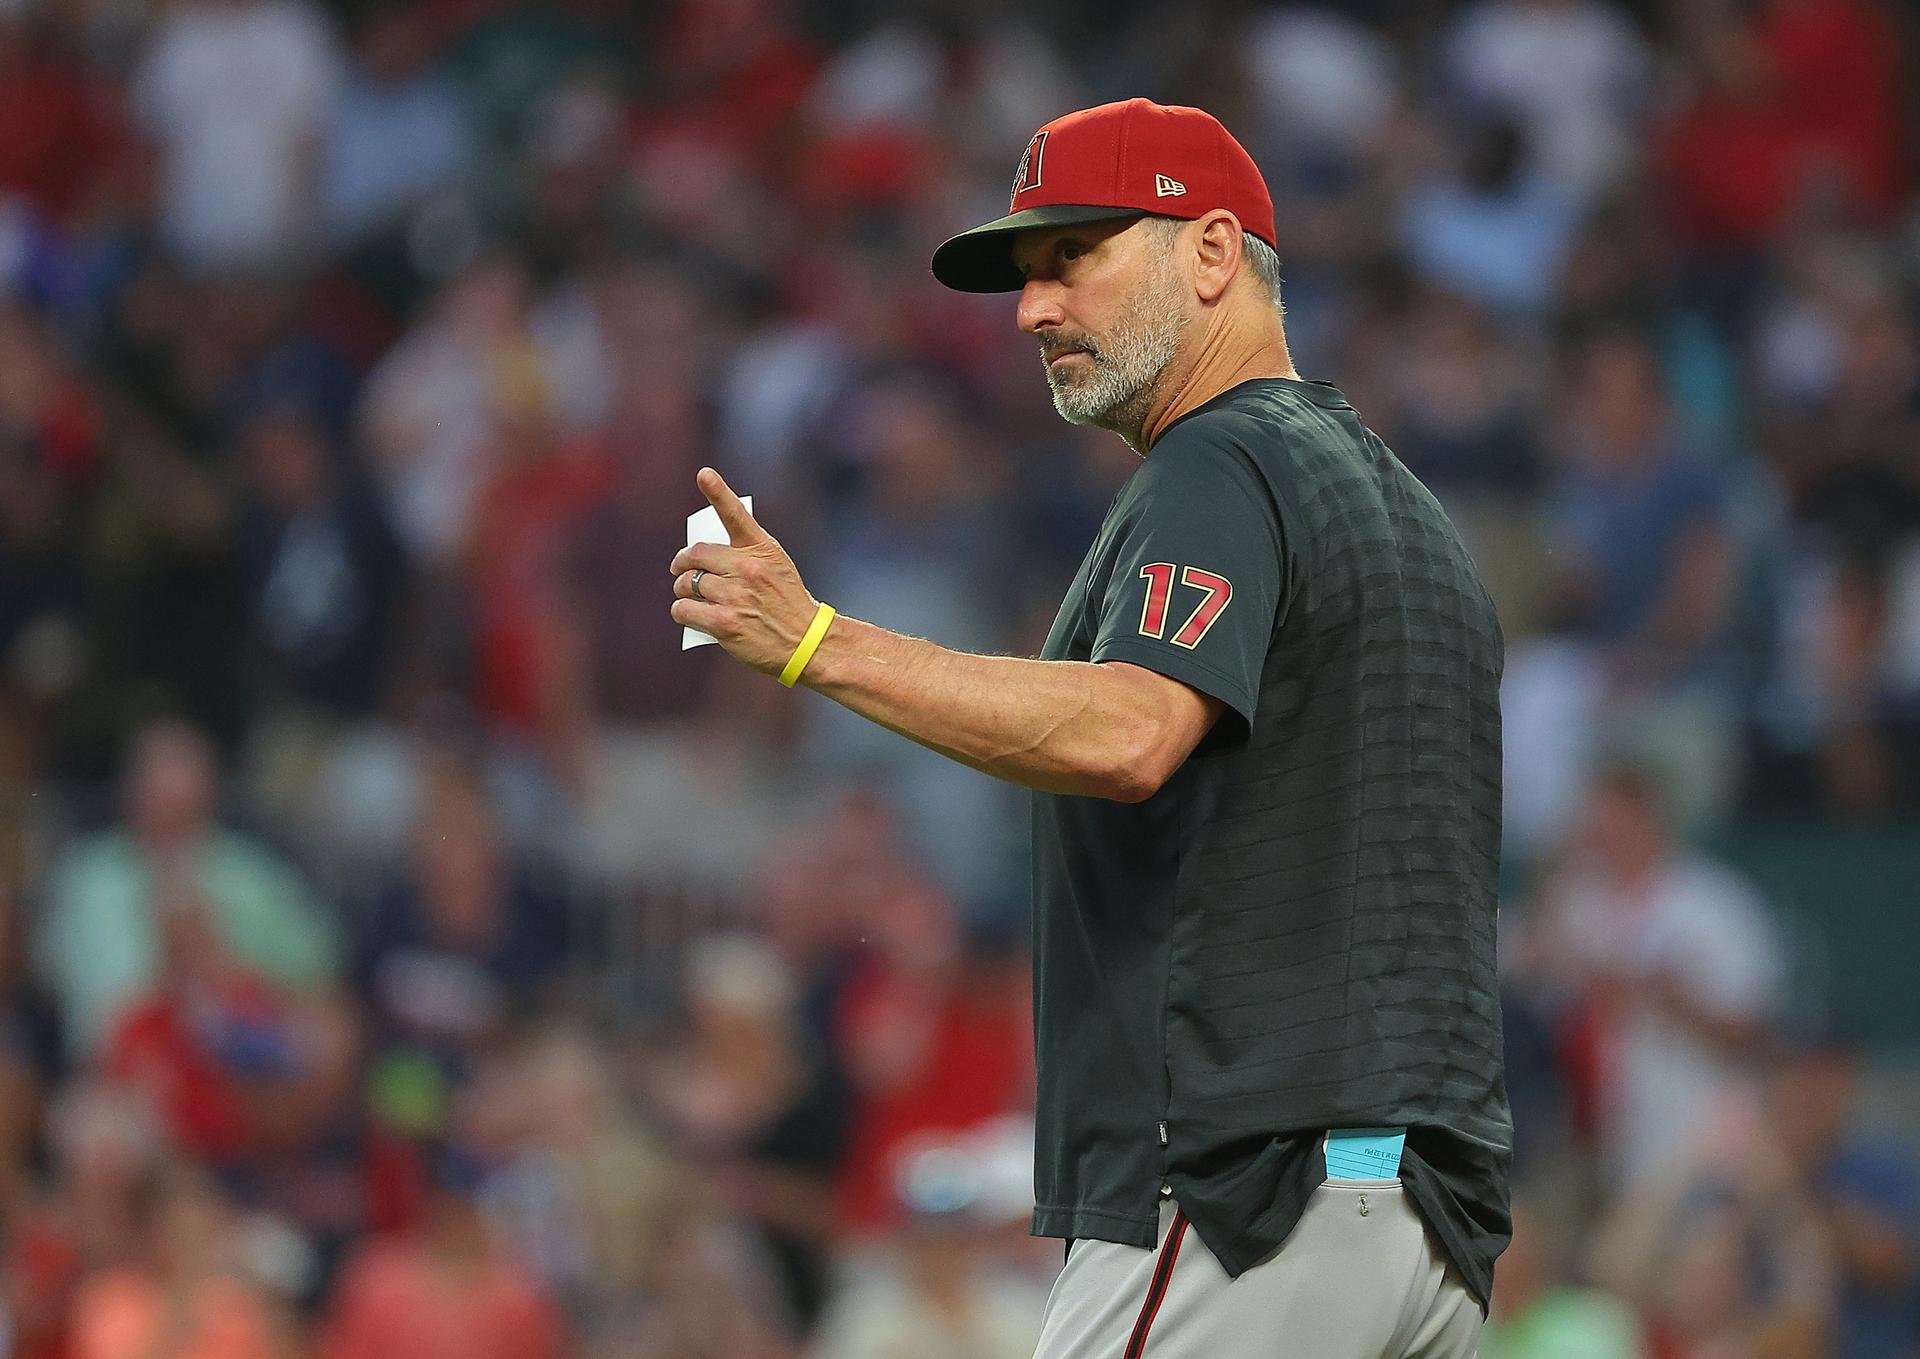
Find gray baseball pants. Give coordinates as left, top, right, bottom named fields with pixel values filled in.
left=1031, top=1181, right=1482, bottom=1359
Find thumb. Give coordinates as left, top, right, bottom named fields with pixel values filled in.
left=698, top=467, right=766, bottom=546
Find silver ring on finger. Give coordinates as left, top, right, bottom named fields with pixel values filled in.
left=690, top=569, right=707, bottom=601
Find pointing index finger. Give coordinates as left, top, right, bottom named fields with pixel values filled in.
left=698, top=467, right=766, bottom=546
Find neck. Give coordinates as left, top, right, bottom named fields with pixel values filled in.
left=1133, top=309, right=1297, bottom=453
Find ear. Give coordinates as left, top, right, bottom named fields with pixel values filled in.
left=1190, top=210, right=1244, bottom=305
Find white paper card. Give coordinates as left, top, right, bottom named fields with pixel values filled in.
left=681, top=496, right=750, bottom=650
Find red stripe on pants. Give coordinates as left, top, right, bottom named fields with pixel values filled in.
left=1122, top=1207, right=1189, bottom=1359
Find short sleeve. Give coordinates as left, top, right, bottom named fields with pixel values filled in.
left=1089, top=424, right=1286, bottom=740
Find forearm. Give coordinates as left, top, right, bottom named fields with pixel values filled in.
left=799, top=614, right=1156, bottom=801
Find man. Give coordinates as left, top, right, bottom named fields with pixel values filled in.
left=38, top=719, right=340, bottom=1060
left=670, top=99, right=1509, bottom=1358
left=1522, top=762, right=1781, bottom=1185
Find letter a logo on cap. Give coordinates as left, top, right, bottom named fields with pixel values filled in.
left=1155, top=174, right=1187, bottom=198
left=1011, top=131, right=1048, bottom=200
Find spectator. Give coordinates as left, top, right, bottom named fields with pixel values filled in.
left=1240, top=6, right=1398, bottom=195
left=615, top=1197, right=800, bottom=1359
left=1384, top=289, right=1544, bottom=503
left=355, top=761, right=571, bottom=1067
left=68, top=1165, right=293, bottom=1359
left=320, top=1144, right=563, bottom=1359
left=1753, top=539, right=1918, bottom=818
left=645, top=933, right=847, bottom=1336
left=1399, top=113, right=1582, bottom=316
left=40, top=1082, right=169, bottom=1277
left=238, top=401, right=406, bottom=729
left=1766, top=286, right=1920, bottom=545
left=1443, top=0, right=1652, bottom=204
left=1757, top=0, right=1908, bottom=221
left=1657, top=1, right=1804, bottom=263
left=322, top=0, right=470, bottom=251
left=834, top=871, right=1031, bottom=1239
left=36, top=721, right=339, bottom=1059
left=1657, top=0, right=1906, bottom=280
left=1587, top=1093, right=1837, bottom=1359
left=211, top=987, right=368, bottom=1307
left=441, top=0, right=626, bottom=187
left=104, top=897, right=289, bottom=1161
left=466, top=1028, right=691, bottom=1348
left=1516, top=763, right=1784, bottom=1185
left=1545, top=325, right=1737, bottom=681
left=808, top=1128, right=1049, bottom=1359
left=0, top=0, right=124, bottom=230
left=1481, top=1192, right=1645, bottom=1359
left=49, top=397, right=252, bottom=763
left=1522, top=323, right=1743, bottom=828
left=1750, top=273, right=1920, bottom=815
left=460, top=358, right=608, bottom=766
left=131, top=0, right=342, bottom=274
left=1766, top=1032, right=1920, bottom=1359
left=357, top=252, right=537, bottom=564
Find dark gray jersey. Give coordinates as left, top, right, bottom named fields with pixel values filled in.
left=1030, top=377, right=1510, bottom=1307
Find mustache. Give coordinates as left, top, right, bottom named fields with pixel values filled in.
left=1039, top=334, right=1103, bottom=363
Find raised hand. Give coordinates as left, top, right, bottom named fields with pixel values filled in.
left=669, top=468, right=821, bottom=676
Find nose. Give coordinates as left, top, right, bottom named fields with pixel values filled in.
left=1017, top=279, right=1065, bottom=336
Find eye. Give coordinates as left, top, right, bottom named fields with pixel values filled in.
left=1058, top=241, right=1085, bottom=262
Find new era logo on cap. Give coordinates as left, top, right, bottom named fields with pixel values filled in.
left=1155, top=174, right=1187, bottom=197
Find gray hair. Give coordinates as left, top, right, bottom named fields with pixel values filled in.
left=1241, top=232, right=1286, bottom=316
left=1144, top=215, right=1285, bottom=315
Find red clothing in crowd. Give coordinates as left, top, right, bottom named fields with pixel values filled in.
left=834, top=956, right=1032, bottom=1233
left=1761, top=0, right=1907, bottom=215
left=628, top=0, right=818, bottom=163
left=2, top=1215, right=82, bottom=1359
left=1661, top=0, right=1907, bottom=250
left=104, top=976, right=289, bottom=1161
left=321, top=1237, right=564, bottom=1359
left=466, top=441, right=611, bottom=735
left=0, top=57, right=124, bottom=227
left=70, top=1271, right=279, bottom=1359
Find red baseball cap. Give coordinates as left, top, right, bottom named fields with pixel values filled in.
left=931, top=98, right=1277, bottom=294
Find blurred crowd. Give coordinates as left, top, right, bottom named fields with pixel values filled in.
left=1, top=0, right=1919, bottom=1355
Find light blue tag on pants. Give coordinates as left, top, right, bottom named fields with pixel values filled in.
left=1324, top=1127, right=1406, bottom=1180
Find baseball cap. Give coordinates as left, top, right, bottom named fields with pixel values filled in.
left=931, top=98, right=1277, bottom=294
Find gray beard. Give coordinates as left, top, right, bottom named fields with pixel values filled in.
left=1042, top=265, right=1186, bottom=437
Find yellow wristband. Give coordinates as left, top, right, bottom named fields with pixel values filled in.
left=779, top=603, right=837, bottom=688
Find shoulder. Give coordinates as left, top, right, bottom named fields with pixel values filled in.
left=47, top=833, right=136, bottom=892
left=1122, top=423, right=1285, bottom=555
left=1138, top=402, right=1296, bottom=498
